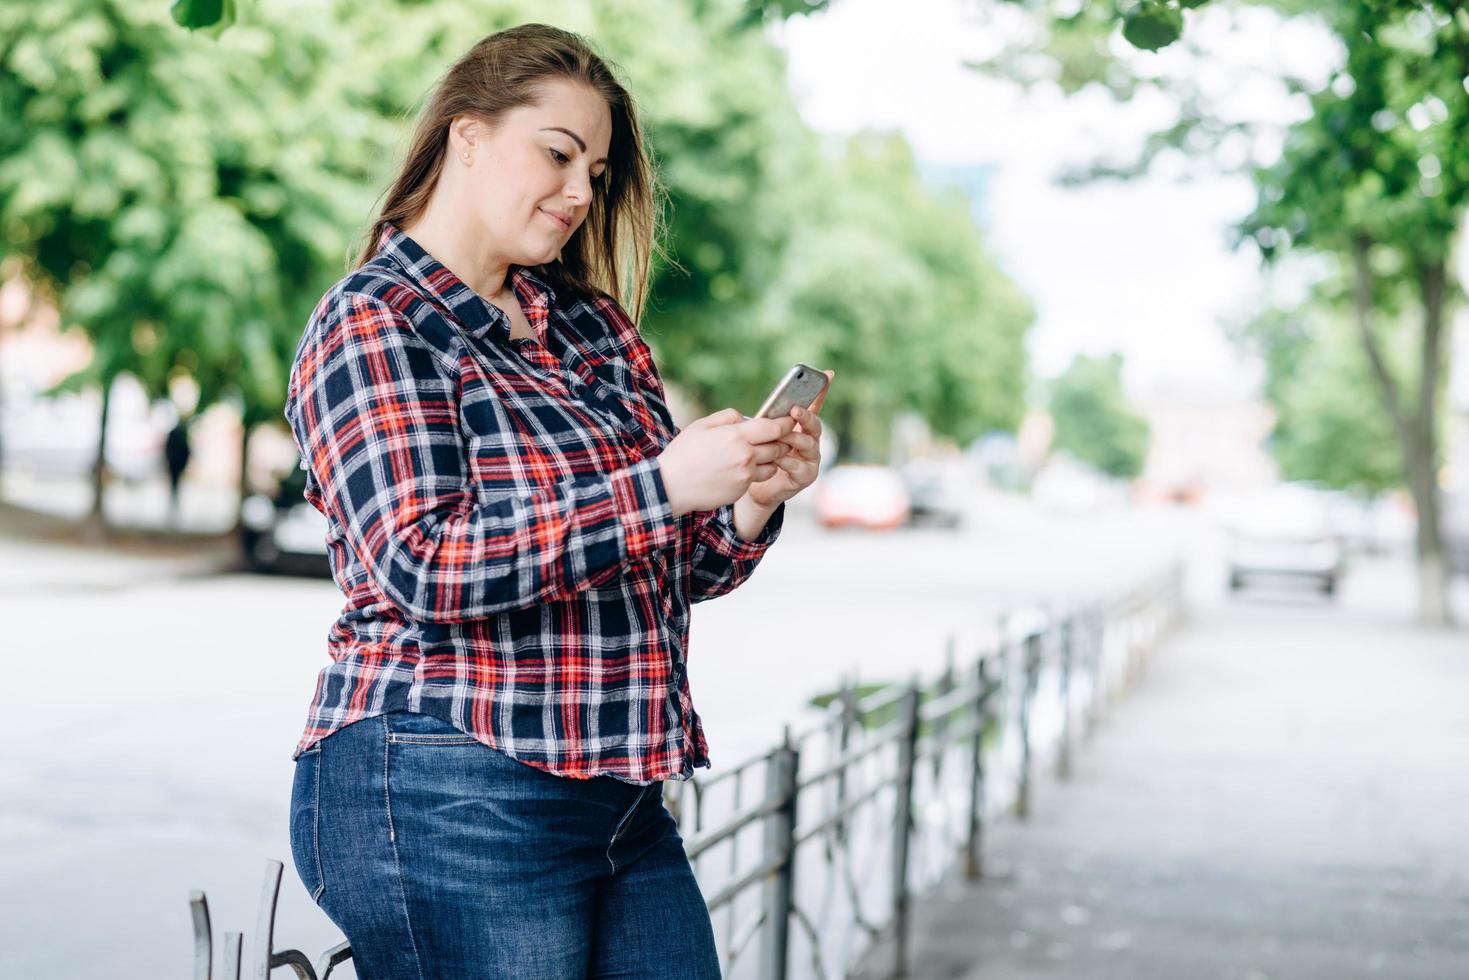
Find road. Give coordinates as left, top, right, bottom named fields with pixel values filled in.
left=0, top=485, right=1198, bottom=978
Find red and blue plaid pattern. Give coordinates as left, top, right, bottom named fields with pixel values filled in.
left=284, top=223, right=784, bottom=783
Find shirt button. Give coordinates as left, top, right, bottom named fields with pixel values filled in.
left=671, top=661, right=685, bottom=677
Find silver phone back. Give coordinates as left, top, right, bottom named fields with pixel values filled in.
left=756, top=363, right=828, bottom=419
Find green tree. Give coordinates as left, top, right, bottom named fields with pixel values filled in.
left=1, top=0, right=391, bottom=528
left=980, top=0, right=1466, bottom=624
left=1234, top=306, right=1403, bottom=497
left=206, top=0, right=1035, bottom=459
left=756, top=132, right=1032, bottom=460
left=1047, top=353, right=1150, bottom=480
left=4, top=0, right=1036, bottom=533
left=1236, top=3, right=1466, bottom=625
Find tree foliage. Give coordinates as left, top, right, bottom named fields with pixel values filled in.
left=983, top=0, right=1466, bottom=621
left=4, top=0, right=1035, bottom=476
left=1232, top=305, right=1402, bottom=497
left=0, top=0, right=389, bottom=432
left=1048, top=353, right=1150, bottom=480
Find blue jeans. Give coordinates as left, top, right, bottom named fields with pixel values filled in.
left=289, top=711, right=720, bottom=979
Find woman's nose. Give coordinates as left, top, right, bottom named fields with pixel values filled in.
left=564, top=172, right=592, bottom=204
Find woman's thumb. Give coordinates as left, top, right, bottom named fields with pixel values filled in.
left=704, top=407, right=744, bottom=426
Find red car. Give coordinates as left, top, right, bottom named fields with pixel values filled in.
left=814, top=464, right=910, bottom=530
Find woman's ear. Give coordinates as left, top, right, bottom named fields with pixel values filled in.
left=449, top=115, right=480, bottom=157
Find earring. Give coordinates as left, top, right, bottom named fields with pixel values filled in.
left=462, top=152, right=471, bottom=163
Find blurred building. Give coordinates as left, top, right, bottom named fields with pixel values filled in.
left=1133, top=376, right=1278, bottom=505
left=0, top=271, right=244, bottom=489
left=1014, top=409, right=1055, bottom=480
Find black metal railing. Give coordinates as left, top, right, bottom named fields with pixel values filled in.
left=188, top=560, right=1184, bottom=979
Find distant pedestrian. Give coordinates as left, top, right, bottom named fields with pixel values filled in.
left=163, top=414, right=192, bottom=525
left=283, top=22, right=830, bottom=979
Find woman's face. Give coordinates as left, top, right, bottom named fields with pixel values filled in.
left=454, top=78, right=612, bottom=270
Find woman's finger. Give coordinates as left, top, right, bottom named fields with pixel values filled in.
left=809, top=370, right=834, bottom=414
left=752, top=441, right=788, bottom=464
left=795, top=406, right=823, bottom=439
left=780, top=432, right=818, bottom=455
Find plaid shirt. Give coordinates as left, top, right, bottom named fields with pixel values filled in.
left=284, top=223, right=784, bottom=784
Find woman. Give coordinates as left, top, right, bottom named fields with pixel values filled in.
left=285, top=22, right=831, bottom=980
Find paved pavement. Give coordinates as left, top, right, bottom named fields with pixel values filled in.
left=0, top=476, right=1194, bottom=980
left=853, top=558, right=1469, bottom=980
left=8, top=466, right=1465, bottom=979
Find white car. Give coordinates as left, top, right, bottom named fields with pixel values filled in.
left=1223, top=485, right=1347, bottom=596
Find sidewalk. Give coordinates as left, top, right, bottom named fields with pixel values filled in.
left=0, top=466, right=241, bottom=536
left=855, top=557, right=1469, bottom=980
left=0, top=475, right=241, bottom=593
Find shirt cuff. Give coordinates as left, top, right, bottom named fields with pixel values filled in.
left=608, top=457, right=680, bottom=561
left=703, top=499, right=785, bottom=561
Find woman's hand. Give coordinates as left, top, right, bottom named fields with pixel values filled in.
left=745, top=370, right=833, bottom=510
left=657, top=409, right=796, bottom=517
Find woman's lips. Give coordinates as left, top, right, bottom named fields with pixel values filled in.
left=540, top=209, right=570, bottom=231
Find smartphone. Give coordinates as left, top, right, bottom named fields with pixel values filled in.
left=753, top=362, right=830, bottom=420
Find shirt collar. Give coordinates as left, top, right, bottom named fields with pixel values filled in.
left=374, top=222, right=559, bottom=341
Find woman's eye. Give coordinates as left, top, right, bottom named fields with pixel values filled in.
left=550, top=149, right=570, bottom=164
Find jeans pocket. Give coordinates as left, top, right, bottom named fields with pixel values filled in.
left=289, top=747, right=326, bottom=903
left=384, top=710, right=483, bottom=745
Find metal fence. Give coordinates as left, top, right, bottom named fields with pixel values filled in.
left=189, top=560, right=1185, bottom=979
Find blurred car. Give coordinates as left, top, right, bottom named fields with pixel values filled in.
left=240, top=464, right=331, bottom=576
left=1445, top=491, right=1469, bottom=577
left=1031, top=452, right=1131, bottom=513
left=1223, top=484, right=1347, bottom=596
left=900, top=460, right=965, bottom=529
left=814, top=464, right=910, bottom=530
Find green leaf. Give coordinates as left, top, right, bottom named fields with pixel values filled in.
left=170, top=0, right=235, bottom=35
left=1121, top=2, right=1183, bottom=51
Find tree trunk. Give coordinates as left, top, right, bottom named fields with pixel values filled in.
left=1409, top=258, right=1451, bottom=627
left=1351, top=238, right=1452, bottom=626
left=234, top=418, right=250, bottom=536
left=832, top=399, right=857, bottom=463
left=89, top=378, right=112, bottom=536
left=1350, top=237, right=1410, bottom=445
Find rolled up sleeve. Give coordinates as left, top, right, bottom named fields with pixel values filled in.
left=687, top=499, right=785, bottom=603
left=603, top=297, right=785, bottom=602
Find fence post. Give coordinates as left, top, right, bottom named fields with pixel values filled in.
left=1175, top=561, right=1187, bottom=625
left=254, top=861, right=316, bottom=979
left=964, top=655, right=993, bottom=881
left=1015, top=628, right=1041, bottom=821
left=223, top=932, right=242, bottom=980
left=759, top=734, right=800, bottom=980
left=191, top=892, right=212, bottom=980
left=1085, top=606, right=1105, bottom=736
left=1124, top=601, right=1141, bottom=691
left=891, top=681, right=921, bottom=978
left=931, top=637, right=956, bottom=783
left=1057, top=614, right=1074, bottom=780
left=834, top=673, right=858, bottom=846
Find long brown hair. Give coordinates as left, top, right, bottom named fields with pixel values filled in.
left=356, top=23, right=666, bottom=323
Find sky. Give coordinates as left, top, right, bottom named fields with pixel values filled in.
left=770, top=0, right=1342, bottom=403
